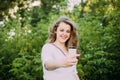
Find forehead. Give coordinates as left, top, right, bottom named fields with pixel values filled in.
left=58, top=22, right=71, bottom=30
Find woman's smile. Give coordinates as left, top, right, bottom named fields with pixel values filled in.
left=55, top=22, right=71, bottom=43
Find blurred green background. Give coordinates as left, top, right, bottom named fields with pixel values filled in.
left=0, top=0, right=120, bottom=80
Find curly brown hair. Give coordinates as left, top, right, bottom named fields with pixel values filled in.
left=46, top=16, right=79, bottom=48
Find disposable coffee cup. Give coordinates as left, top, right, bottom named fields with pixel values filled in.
left=68, top=46, right=76, bottom=57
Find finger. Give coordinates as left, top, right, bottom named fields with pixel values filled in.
left=76, top=54, right=80, bottom=59
left=70, top=58, right=78, bottom=63
left=76, top=54, right=80, bottom=57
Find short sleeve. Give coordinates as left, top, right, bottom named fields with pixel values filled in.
left=41, top=43, right=54, bottom=64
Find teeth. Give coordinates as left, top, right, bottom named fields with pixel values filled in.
left=60, top=35, right=68, bottom=40
left=62, top=36, right=67, bottom=39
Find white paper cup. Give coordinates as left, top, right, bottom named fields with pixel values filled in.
left=68, top=46, right=76, bottom=57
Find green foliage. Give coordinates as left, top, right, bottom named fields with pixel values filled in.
left=0, top=14, right=48, bottom=80
left=0, top=0, right=120, bottom=80
left=76, top=13, right=120, bottom=80
left=75, top=0, right=120, bottom=80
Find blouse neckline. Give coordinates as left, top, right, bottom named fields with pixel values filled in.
left=51, top=43, right=67, bottom=56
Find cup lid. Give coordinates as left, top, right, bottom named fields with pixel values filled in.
left=68, top=46, right=76, bottom=49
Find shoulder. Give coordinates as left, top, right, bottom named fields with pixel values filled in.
left=41, top=43, right=55, bottom=54
left=42, top=43, right=54, bottom=50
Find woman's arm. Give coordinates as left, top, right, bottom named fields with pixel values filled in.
left=44, top=56, right=78, bottom=70
left=44, top=59, right=64, bottom=70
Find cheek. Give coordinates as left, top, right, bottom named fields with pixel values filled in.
left=56, top=32, right=61, bottom=38
left=67, top=33, right=71, bottom=38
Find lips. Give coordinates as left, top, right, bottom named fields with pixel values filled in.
left=60, top=35, right=68, bottom=41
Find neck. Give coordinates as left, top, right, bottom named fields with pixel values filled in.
left=54, top=41, right=68, bottom=54
left=54, top=41, right=65, bottom=47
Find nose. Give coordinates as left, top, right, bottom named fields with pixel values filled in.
left=63, top=31, right=67, bottom=35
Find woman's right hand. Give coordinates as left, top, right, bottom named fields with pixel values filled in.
left=62, top=54, right=80, bottom=67
left=44, top=54, right=80, bottom=70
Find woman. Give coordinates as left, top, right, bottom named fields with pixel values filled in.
left=41, top=16, right=80, bottom=80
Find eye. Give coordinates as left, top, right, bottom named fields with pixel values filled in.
left=66, top=30, right=70, bottom=33
left=60, top=29, right=64, bottom=32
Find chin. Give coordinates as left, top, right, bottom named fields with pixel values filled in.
left=60, top=40, right=67, bottom=43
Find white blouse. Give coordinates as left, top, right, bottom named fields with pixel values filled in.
left=41, top=43, right=77, bottom=80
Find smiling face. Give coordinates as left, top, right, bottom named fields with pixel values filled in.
left=48, top=16, right=78, bottom=48
left=55, top=22, right=71, bottom=44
